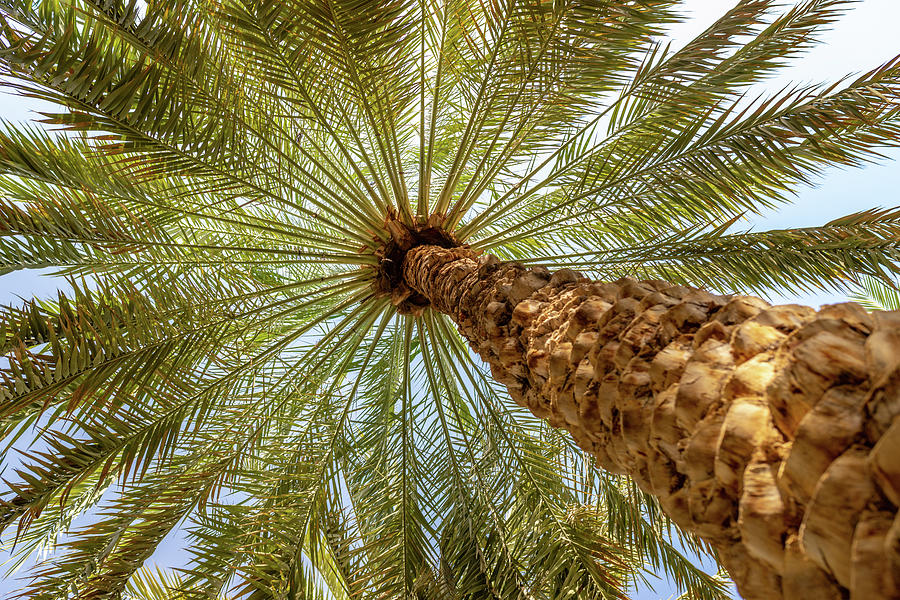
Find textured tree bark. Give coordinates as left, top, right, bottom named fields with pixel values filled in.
left=403, top=244, right=900, bottom=600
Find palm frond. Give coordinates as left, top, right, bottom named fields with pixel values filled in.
left=849, top=273, right=900, bottom=311
left=517, top=207, right=900, bottom=295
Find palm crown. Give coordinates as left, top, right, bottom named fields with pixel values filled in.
left=0, top=0, right=899, bottom=598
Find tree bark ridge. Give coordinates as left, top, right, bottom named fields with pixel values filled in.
left=403, top=244, right=900, bottom=600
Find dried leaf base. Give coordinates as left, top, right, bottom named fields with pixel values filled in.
left=404, top=245, right=900, bottom=600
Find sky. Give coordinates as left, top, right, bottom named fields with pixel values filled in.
left=1, top=1, right=900, bottom=598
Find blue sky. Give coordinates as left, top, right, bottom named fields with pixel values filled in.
left=1, top=1, right=899, bottom=598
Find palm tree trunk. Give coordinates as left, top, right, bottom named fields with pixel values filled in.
left=403, top=244, right=900, bottom=600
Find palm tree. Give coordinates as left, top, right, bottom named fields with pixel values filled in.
left=1, top=0, right=899, bottom=598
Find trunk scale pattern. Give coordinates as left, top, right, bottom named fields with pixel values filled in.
left=403, top=244, right=900, bottom=600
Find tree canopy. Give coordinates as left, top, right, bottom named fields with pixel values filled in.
left=0, top=1, right=899, bottom=598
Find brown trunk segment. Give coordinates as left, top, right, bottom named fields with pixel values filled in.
left=403, top=244, right=900, bottom=600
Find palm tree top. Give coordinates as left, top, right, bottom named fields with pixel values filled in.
left=0, top=1, right=898, bottom=598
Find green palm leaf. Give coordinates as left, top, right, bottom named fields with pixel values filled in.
left=849, top=273, right=900, bottom=311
